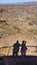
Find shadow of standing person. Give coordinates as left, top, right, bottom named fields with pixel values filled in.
left=13, top=40, right=20, bottom=56
left=21, top=40, right=27, bottom=56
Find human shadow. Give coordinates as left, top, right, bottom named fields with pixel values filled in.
left=13, top=40, right=20, bottom=56
left=21, top=40, right=27, bottom=56
left=13, top=40, right=27, bottom=56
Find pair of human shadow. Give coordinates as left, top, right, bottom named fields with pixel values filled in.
left=13, top=40, right=27, bottom=56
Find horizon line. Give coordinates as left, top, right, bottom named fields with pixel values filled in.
left=0, top=1, right=37, bottom=5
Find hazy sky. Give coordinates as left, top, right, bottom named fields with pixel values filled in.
left=0, top=0, right=37, bottom=4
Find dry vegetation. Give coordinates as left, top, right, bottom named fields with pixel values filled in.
left=0, top=2, right=37, bottom=56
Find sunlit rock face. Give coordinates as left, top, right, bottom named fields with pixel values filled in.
left=0, top=2, right=37, bottom=56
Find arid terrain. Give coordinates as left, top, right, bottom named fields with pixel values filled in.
left=0, top=2, right=37, bottom=56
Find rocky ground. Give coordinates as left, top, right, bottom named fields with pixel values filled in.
left=0, top=2, right=37, bottom=56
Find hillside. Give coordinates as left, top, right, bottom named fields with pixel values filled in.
left=0, top=2, right=37, bottom=56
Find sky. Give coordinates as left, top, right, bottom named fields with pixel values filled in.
left=0, top=0, right=37, bottom=4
